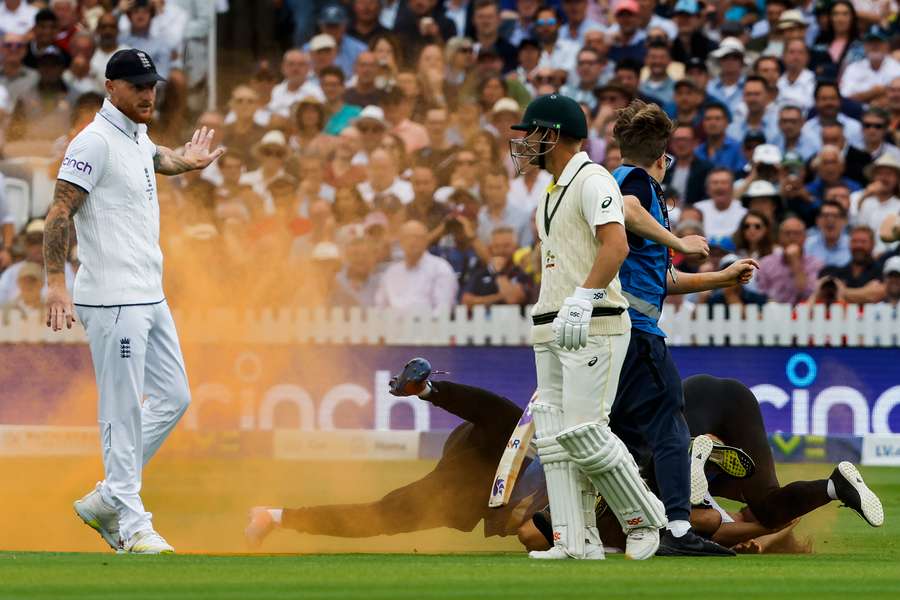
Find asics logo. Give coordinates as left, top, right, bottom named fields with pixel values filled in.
left=588, top=357, right=598, bottom=366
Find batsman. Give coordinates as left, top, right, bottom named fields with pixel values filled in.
left=508, top=94, right=666, bottom=561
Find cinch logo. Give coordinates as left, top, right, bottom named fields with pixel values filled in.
left=62, top=156, right=92, bottom=174
left=752, top=352, right=900, bottom=435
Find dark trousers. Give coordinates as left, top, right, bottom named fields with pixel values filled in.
left=610, top=330, right=691, bottom=522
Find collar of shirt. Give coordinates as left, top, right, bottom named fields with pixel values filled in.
left=554, top=151, right=592, bottom=188
left=98, top=98, right=142, bottom=142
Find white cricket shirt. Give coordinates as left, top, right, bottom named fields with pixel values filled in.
left=57, top=99, right=164, bottom=306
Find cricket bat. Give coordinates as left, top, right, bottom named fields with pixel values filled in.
left=488, top=392, right=538, bottom=508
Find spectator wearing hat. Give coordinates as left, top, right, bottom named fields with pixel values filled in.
left=358, top=147, right=414, bottom=205
left=840, top=26, right=900, bottom=104
left=881, top=255, right=900, bottom=306
left=608, top=0, right=647, bottom=65
left=240, top=130, right=291, bottom=215
left=855, top=153, right=900, bottom=254
left=349, top=0, right=390, bottom=45
left=695, top=167, right=747, bottom=239
left=0, top=260, right=43, bottom=321
left=777, top=38, right=816, bottom=114
left=819, top=225, right=886, bottom=303
left=24, top=9, right=70, bottom=70
left=0, top=219, right=74, bottom=304
left=733, top=210, right=776, bottom=263
left=309, top=33, right=339, bottom=79
left=802, top=82, right=864, bottom=151
left=308, top=3, right=367, bottom=78
left=0, top=0, right=38, bottom=37
left=696, top=104, right=746, bottom=174
left=476, top=167, right=531, bottom=247
left=471, top=0, right=517, bottom=74
left=707, top=37, right=746, bottom=117
left=533, top=5, right=578, bottom=73
left=771, top=105, right=820, bottom=162
left=330, top=234, right=383, bottom=307
left=860, top=108, right=900, bottom=163
left=705, top=253, right=769, bottom=310
left=736, top=143, right=783, bottom=191
left=560, top=47, right=606, bottom=111
left=268, top=49, right=325, bottom=121
left=663, top=124, right=712, bottom=206
left=757, top=216, right=824, bottom=304
left=670, top=0, right=716, bottom=64
left=461, top=225, right=533, bottom=307
left=640, top=40, right=676, bottom=106
left=375, top=220, right=459, bottom=310
left=289, top=96, right=332, bottom=155
left=350, top=104, right=388, bottom=165
left=740, top=179, right=783, bottom=230
left=805, top=200, right=852, bottom=267
left=819, top=121, right=871, bottom=187
left=727, top=75, right=779, bottom=144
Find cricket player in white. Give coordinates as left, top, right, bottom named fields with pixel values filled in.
left=44, top=49, right=225, bottom=554
left=509, top=94, right=666, bottom=560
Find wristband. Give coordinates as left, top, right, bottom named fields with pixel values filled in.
left=573, top=287, right=607, bottom=304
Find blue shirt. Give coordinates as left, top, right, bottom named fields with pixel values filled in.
left=695, top=136, right=746, bottom=174
left=806, top=177, right=862, bottom=204
left=707, top=77, right=745, bottom=117
left=120, top=34, right=171, bottom=78
left=804, top=230, right=851, bottom=268
left=770, top=131, right=821, bottom=162
left=324, top=104, right=361, bottom=136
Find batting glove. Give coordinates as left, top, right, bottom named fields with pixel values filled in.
left=552, top=287, right=605, bottom=351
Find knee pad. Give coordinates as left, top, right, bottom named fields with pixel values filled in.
left=531, top=402, right=564, bottom=439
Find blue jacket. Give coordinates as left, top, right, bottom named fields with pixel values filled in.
left=613, top=165, right=669, bottom=338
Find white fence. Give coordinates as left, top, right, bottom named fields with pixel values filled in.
left=1, top=303, right=898, bottom=347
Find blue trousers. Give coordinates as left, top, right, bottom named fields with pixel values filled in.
left=609, top=330, right=691, bottom=522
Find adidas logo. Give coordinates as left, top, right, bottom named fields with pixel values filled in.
left=120, top=338, right=131, bottom=359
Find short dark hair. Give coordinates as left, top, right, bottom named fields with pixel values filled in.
left=474, top=0, right=499, bottom=11
left=820, top=199, right=848, bottom=217
left=702, top=103, right=730, bottom=122
left=319, top=65, right=344, bottom=83
left=646, top=40, right=670, bottom=53
left=615, top=58, right=642, bottom=77
left=754, top=55, right=783, bottom=75
left=707, top=166, right=735, bottom=182
left=744, top=74, right=769, bottom=90
left=850, top=224, right=875, bottom=242
left=613, top=100, right=675, bottom=167
left=863, top=107, right=890, bottom=122
left=814, top=80, right=841, bottom=99
left=35, top=8, right=58, bottom=23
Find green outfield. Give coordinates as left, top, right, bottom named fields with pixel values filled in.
left=1, top=465, right=899, bottom=600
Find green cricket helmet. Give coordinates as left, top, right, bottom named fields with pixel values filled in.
left=509, top=93, right=587, bottom=174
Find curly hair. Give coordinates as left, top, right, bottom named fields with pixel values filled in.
left=613, top=100, right=675, bottom=167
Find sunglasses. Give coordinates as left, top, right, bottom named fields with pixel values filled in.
left=862, top=122, right=886, bottom=129
left=664, top=154, right=675, bottom=170
left=233, top=97, right=256, bottom=104
left=743, top=222, right=764, bottom=230
left=577, top=60, right=598, bottom=67
left=357, top=125, right=383, bottom=133
left=536, top=18, right=557, bottom=27
left=260, top=148, right=286, bottom=158
left=457, top=46, right=474, bottom=53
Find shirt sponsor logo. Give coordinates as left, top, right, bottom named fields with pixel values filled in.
left=62, top=156, right=93, bottom=175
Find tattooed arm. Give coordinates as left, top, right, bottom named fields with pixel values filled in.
left=44, top=180, right=87, bottom=331
left=153, top=126, right=226, bottom=176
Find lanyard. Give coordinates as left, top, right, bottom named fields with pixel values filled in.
left=543, top=162, right=593, bottom=236
left=649, top=176, right=677, bottom=282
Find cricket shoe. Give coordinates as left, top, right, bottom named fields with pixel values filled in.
left=73, top=482, right=121, bottom=552
left=831, top=462, right=884, bottom=527
left=625, top=526, right=659, bottom=560
left=245, top=507, right=276, bottom=548
left=689, top=435, right=714, bottom=505
left=528, top=543, right=604, bottom=560
left=709, top=443, right=756, bottom=478
left=125, top=529, right=175, bottom=554
left=655, top=529, right=735, bottom=556
left=389, top=358, right=432, bottom=396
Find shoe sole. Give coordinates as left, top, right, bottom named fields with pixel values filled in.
left=73, top=501, right=120, bottom=551
left=838, top=462, right=884, bottom=527
left=655, top=545, right=735, bottom=557
left=690, top=435, right=714, bottom=505
left=128, top=549, right=175, bottom=555
left=709, top=444, right=757, bottom=478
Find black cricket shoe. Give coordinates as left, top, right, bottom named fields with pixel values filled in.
left=656, top=529, right=736, bottom=557
left=831, top=461, right=884, bottom=527
left=389, top=358, right=432, bottom=396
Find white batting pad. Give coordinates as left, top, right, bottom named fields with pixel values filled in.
left=557, top=422, right=666, bottom=532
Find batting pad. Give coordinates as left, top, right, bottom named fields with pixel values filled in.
left=532, top=403, right=587, bottom=557
left=557, top=422, right=666, bottom=532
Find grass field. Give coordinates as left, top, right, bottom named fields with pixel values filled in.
left=1, top=461, right=898, bottom=599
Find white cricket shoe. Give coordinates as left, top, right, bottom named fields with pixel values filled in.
left=125, top=529, right=175, bottom=554
left=529, top=545, right=572, bottom=560
left=245, top=507, right=276, bottom=548
left=73, top=483, right=121, bottom=551
left=625, top=526, right=660, bottom=560
left=689, top=435, right=714, bottom=506
left=832, top=462, right=884, bottom=527
left=583, top=542, right=605, bottom=560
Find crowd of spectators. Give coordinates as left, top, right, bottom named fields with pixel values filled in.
left=2, top=0, right=900, bottom=321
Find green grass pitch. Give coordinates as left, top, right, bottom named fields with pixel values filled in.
left=1, top=465, right=899, bottom=600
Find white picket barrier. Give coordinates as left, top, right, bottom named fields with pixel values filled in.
left=2, top=303, right=898, bottom=347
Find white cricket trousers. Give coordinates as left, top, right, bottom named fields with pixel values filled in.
left=76, top=300, right=190, bottom=542
left=534, top=332, right=631, bottom=427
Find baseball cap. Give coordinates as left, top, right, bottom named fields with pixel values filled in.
left=864, top=25, right=890, bottom=43
left=312, top=241, right=341, bottom=262
left=743, top=179, right=779, bottom=199
left=309, top=33, right=336, bottom=52
left=884, top=256, right=900, bottom=276
left=363, top=211, right=389, bottom=232
left=517, top=38, right=540, bottom=52
left=674, top=78, right=699, bottom=91
left=614, top=0, right=640, bottom=14
left=17, top=262, right=43, bottom=281
left=105, top=48, right=166, bottom=85
left=685, top=57, right=708, bottom=73
left=673, top=0, right=701, bottom=16
left=319, top=3, right=347, bottom=25
left=743, top=131, right=766, bottom=147
left=777, top=9, right=807, bottom=30
left=492, top=97, right=521, bottom=116
left=752, top=144, right=782, bottom=166
left=711, top=37, right=745, bottom=59
left=25, top=219, right=46, bottom=235
left=354, top=105, right=387, bottom=127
